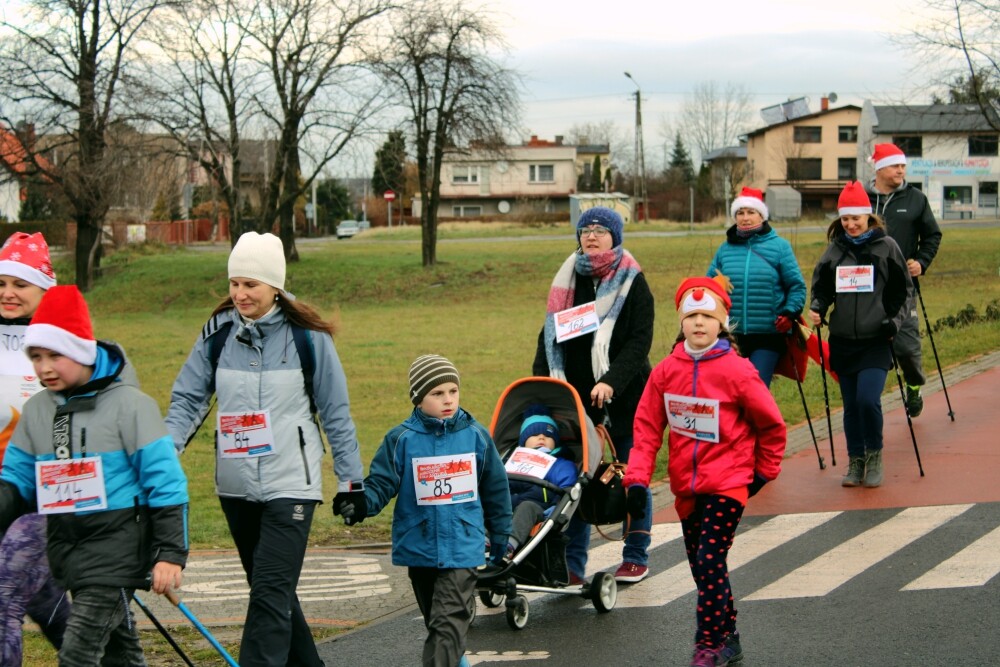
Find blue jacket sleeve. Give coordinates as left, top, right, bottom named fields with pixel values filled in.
left=707, top=242, right=726, bottom=279
left=778, top=239, right=807, bottom=315
left=363, top=426, right=405, bottom=517
left=547, top=458, right=579, bottom=489
left=310, top=332, right=365, bottom=489
left=476, top=424, right=513, bottom=543
left=165, top=332, right=216, bottom=453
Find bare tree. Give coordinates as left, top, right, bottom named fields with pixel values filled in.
left=904, top=0, right=999, bottom=130
left=0, top=0, right=172, bottom=290
left=680, top=81, right=754, bottom=163
left=371, top=0, right=520, bottom=267
left=140, top=0, right=264, bottom=245
left=244, top=0, right=390, bottom=260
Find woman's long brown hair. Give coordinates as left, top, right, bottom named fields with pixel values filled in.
left=210, top=293, right=337, bottom=336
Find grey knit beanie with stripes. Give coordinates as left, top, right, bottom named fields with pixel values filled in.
left=409, top=354, right=460, bottom=405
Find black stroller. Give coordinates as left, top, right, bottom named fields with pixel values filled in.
left=475, top=376, right=618, bottom=629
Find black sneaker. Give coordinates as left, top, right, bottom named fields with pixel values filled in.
left=905, top=385, right=924, bottom=418
left=717, top=633, right=744, bottom=665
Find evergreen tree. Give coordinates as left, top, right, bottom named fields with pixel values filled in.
left=667, top=132, right=695, bottom=186
left=151, top=191, right=171, bottom=221
left=18, top=183, right=64, bottom=222
left=589, top=154, right=602, bottom=192
left=371, top=130, right=406, bottom=197
left=316, top=178, right=352, bottom=228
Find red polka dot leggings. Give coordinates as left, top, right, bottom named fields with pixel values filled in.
left=681, top=494, right=745, bottom=649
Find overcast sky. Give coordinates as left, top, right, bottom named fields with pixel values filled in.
left=493, top=0, right=942, bottom=158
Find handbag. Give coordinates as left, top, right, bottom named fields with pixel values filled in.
left=576, top=424, right=628, bottom=526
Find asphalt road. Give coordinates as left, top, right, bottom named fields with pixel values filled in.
left=319, top=502, right=1000, bottom=666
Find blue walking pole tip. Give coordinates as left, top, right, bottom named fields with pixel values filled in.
left=165, top=589, right=240, bottom=667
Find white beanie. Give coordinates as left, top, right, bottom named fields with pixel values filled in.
left=228, top=232, right=285, bottom=290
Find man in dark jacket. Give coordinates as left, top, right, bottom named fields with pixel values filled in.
left=866, top=143, right=943, bottom=417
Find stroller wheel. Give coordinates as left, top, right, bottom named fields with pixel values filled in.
left=505, top=595, right=530, bottom=630
left=479, top=590, right=505, bottom=608
left=590, top=571, right=617, bottom=613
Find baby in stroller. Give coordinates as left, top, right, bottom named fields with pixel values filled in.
left=492, top=404, right=578, bottom=564
left=476, top=377, right=617, bottom=629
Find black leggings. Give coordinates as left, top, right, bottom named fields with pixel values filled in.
left=681, top=494, right=745, bottom=649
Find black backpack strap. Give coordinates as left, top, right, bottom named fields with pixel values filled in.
left=291, top=325, right=317, bottom=417
left=207, top=319, right=234, bottom=395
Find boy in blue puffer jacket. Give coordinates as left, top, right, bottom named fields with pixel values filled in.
left=338, top=354, right=511, bottom=667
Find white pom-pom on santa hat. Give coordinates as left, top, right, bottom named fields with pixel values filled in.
left=25, top=285, right=97, bottom=365
left=730, top=186, right=769, bottom=221
left=872, top=143, right=906, bottom=171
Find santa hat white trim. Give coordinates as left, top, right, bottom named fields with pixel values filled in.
left=838, top=205, right=873, bottom=216
left=0, top=260, right=56, bottom=290
left=874, top=153, right=906, bottom=170
left=24, top=322, right=97, bottom=365
left=730, top=195, right=768, bottom=221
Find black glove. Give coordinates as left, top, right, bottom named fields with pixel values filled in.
left=626, top=485, right=648, bottom=520
left=748, top=473, right=768, bottom=498
left=880, top=319, right=898, bottom=340
left=333, top=491, right=367, bottom=526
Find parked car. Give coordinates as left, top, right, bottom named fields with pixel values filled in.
left=336, top=220, right=361, bottom=239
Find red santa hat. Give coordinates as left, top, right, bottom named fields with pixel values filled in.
left=0, top=232, right=56, bottom=289
left=675, top=274, right=733, bottom=327
left=837, top=181, right=873, bottom=216
left=730, top=186, right=769, bottom=220
left=872, top=143, right=906, bottom=171
left=25, top=285, right=97, bottom=365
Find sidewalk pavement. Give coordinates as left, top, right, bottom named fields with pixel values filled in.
left=130, top=350, right=1000, bottom=636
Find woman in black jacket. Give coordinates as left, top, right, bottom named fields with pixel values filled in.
left=533, top=206, right=654, bottom=584
left=809, top=182, right=911, bottom=489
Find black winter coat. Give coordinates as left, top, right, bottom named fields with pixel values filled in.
left=533, top=271, right=654, bottom=443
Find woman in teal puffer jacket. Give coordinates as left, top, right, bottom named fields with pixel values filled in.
left=707, top=187, right=807, bottom=386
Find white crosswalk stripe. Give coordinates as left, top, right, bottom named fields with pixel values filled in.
left=616, top=511, right=840, bottom=608
left=902, top=523, right=1000, bottom=590
left=744, top=504, right=973, bottom=600
left=478, top=503, right=997, bottom=618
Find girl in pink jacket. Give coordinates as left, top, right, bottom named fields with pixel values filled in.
left=623, top=275, right=786, bottom=667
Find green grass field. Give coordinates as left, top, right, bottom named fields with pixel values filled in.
left=53, top=221, right=998, bottom=548
left=21, top=220, right=1000, bottom=664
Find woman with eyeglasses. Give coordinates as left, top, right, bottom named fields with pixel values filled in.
left=532, top=206, right=655, bottom=586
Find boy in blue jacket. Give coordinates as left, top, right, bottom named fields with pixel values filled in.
left=0, top=286, right=189, bottom=666
left=337, top=354, right=511, bottom=667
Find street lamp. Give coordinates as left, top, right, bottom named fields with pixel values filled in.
left=624, top=71, right=648, bottom=223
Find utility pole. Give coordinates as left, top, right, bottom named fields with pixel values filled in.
left=625, top=72, right=648, bottom=222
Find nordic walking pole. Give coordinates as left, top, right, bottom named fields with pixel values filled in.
left=913, top=277, right=955, bottom=421
left=133, top=594, right=196, bottom=667
left=165, top=589, right=240, bottom=667
left=890, top=344, right=925, bottom=476
left=794, top=369, right=824, bottom=470
left=814, top=322, right=836, bottom=466
left=788, top=341, right=824, bottom=469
